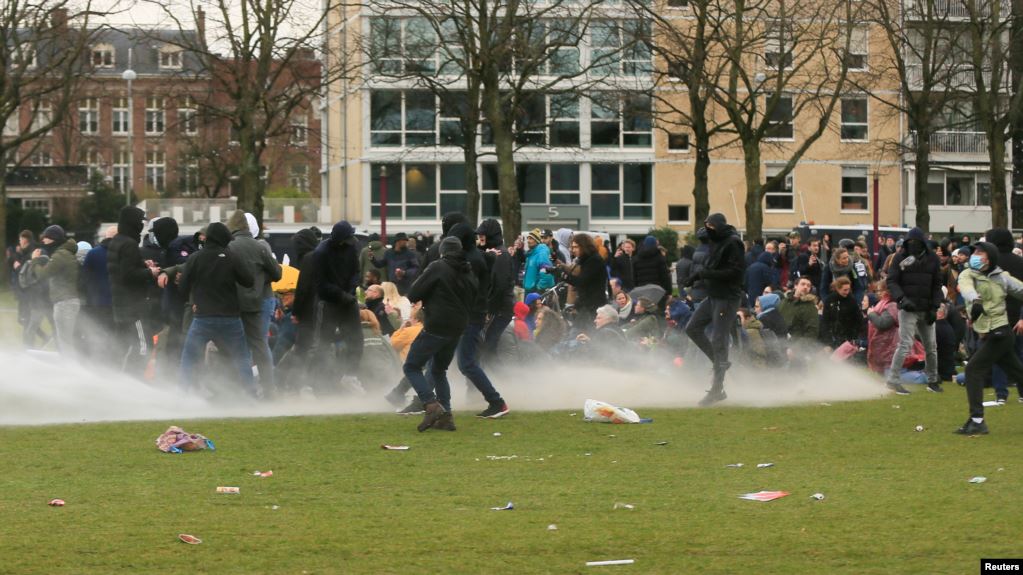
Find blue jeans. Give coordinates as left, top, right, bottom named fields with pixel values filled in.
left=180, top=316, right=257, bottom=396
left=241, top=297, right=276, bottom=392
left=458, top=321, right=502, bottom=404
left=402, top=330, right=459, bottom=412
left=991, top=332, right=1023, bottom=399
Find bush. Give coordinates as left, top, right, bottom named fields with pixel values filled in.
left=648, top=226, right=680, bottom=261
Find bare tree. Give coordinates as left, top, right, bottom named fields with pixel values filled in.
left=0, top=3, right=98, bottom=280
left=150, top=0, right=355, bottom=224
left=712, top=0, right=854, bottom=240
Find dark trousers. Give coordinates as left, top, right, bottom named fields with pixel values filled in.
left=966, top=327, right=1023, bottom=418
left=457, top=321, right=502, bottom=405
left=990, top=332, right=1023, bottom=400
left=116, top=318, right=149, bottom=379
left=481, top=313, right=513, bottom=359
left=241, top=297, right=276, bottom=393
left=685, top=296, right=741, bottom=390
left=403, top=330, right=459, bottom=412
left=318, top=301, right=363, bottom=377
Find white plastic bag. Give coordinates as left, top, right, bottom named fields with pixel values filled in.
left=583, top=399, right=642, bottom=424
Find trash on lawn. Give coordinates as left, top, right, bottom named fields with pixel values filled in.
left=547, top=524, right=558, bottom=531
left=156, top=426, right=215, bottom=453
left=969, top=476, right=987, bottom=484
left=757, top=463, right=774, bottom=468
left=486, top=455, right=518, bottom=460
left=48, top=498, right=65, bottom=507
left=178, top=534, right=202, bottom=545
left=382, top=445, right=411, bottom=450
left=892, top=405, right=901, bottom=409
left=811, top=493, right=825, bottom=501
left=252, top=470, right=273, bottom=477
left=982, top=401, right=1002, bottom=407
left=726, top=463, right=744, bottom=468
left=739, top=490, right=790, bottom=502
left=584, top=453, right=592, bottom=456
left=583, top=399, right=643, bottom=424
left=271, top=505, right=280, bottom=510
left=216, top=486, right=240, bottom=494
left=608, top=435, right=617, bottom=438
left=613, top=502, right=635, bottom=510
left=586, top=559, right=635, bottom=567
left=490, top=501, right=514, bottom=511
left=493, top=432, right=502, bottom=437
left=654, top=441, right=669, bottom=446
left=915, top=425, right=924, bottom=432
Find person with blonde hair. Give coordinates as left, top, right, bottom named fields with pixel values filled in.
left=380, top=281, right=412, bottom=321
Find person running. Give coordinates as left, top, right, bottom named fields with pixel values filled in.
left=107, top=206, right=159, bottom=377
left=20, top=225, right=80, bottom=354
left=955, top=242, right=1023, bottom=435
left=682, top=213, right=746, bottom=407
left=402, top=237, right=478, bottom=432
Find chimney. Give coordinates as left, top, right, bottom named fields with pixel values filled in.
left=51, top=8, right=68, bottom=30
left=196, top=8, right=206, bottom=48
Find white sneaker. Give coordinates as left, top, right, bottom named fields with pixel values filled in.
left=341, top=375, right=366, bottom=395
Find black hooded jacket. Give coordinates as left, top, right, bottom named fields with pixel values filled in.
left=291, top=228, right=322, bottom=322
left=632, top=244, right=672, bottom=294
left=477, top=218, right=515, bottom=316
left=178, top=222, right=254, bottom=317
left=565, top=250, right=609, bottom=313
left=449, top=222, right=490, bottom=321
left=425, top=212, right=469, bottom=267
left=107, top=206, right=156, bottom=323
left=886, top=227, right=942, bottom=312
left=986, top=227, right=1023, bottom=323
left=701, top=215, right=746, bottom=300
left=301, top=223, right=361, bottom=316
left=408, top=238, right=478, bottom=337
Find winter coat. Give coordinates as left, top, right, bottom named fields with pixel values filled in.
left=309, top=236, right=361, bottom=309
left=534, top=307, right=567, bottom=348
left=229, top=230, right=283, bottom=313
left=987, top=228, right=1023, bottom=324
left=523, top=243, right=552, bottom=292
left=107, top=206, right=155, bottom=323
left=688, top=243, right=710, bottom=302
left=178, top=223, right=255, bottom=317
left=365, top=297, right=400, bottom=336
left=513, top=301, right=532, bottom=341
left=795, top=249, right=824, bottom=291
left=477, top=219, right=515, bottom=316
left=886, top=227, right=942, bottom=312
left=623, top=313, right=659, bottom=341
left=702, top=226, right=746, bottom=300
left=291, top=228, right=322, bottom=322
left=360, top=241, right=388, bottom=282
left=778, top=292, right=819, bottom=341
left=819, top=291, right=863, bottom=348
left=390, top=322, right=423, bottom=360
left=22, top=239, right=79, bottom=303
left=565, top=252, right=608, bottom=314
left=866, top=297, right=900, bottom=374
left=745, top=252, right=777, bottom=306
left=757, top=307, right=788, bottom=341
left=449, top=222, right=490, bottom=321
left=407, top=250, right=478, bottom=338
left=631, top=245, right=672, bottom=295
left=958, top=265, right=1023, bottom=334
left=935, top=318, right=957, bottom=381
left=372, top=247, right=421, bottom=295
left=611, top=253, right=636, bottom=291
left=81, top=238, right=113, bottom=308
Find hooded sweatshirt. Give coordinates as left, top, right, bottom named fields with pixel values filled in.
left=227, top=211, right=282, bottom=313
left=407, top=236, right=478, bottom=337
left=23, top=239, right=79, bottom=303
left=178, top=222, right=255, bottom=317
left=886, top=227, right=942, bottom=313
left=513, top=301, right=532, bottom=341
left=702, top=213, right=746, bottom=300
left=306, top=221, right=361, bottom=311
left=477, top=218, right=515, bottom=316
left=107, top=206, right=155, bottom=322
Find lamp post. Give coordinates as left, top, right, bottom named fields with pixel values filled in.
left=872, top=169, right=880, bottom=256
left=379, top=165, right=388, bottom=244
left=122, top=67, right=136, bottom=207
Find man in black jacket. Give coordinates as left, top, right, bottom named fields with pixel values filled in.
left=177, top=222, right=259, bottom=397
left=885, top=227, right=943, bottom=395
left=107, top=206, right=159, bottom=378
left=403, top=237, right=478, bottom=432
left=449, top=222, right=509, bottom=418
left=477, top=219, right=515, bottom=360
left=299, top=221, right=365, bottom=393
left=682, top=213, right=746, bottom=406
left=986, top=227, right=1023, bottom=402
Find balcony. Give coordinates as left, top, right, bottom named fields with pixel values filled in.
left=904, top=64, right=1011, bottom=93
left=908, top=131, right=987, bottom=155
left=904, top=0, right=1011, bottom=20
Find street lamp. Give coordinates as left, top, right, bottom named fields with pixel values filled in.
left=122, top=67, right=136, bottom=207
left=379, top=165, right=388, bottom=244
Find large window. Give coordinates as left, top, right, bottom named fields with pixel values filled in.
left=79, top=98, right=99, bottom=134
left=145, top=97, right=165, bottom=135
left=591, top=164, right=653, bottom=220
left=370, top=90, right=436, bottom=147
left=178, top=97, right=197, bottom=135
left=550, top=94, right=580, bottom=146
left=927, top=171, right=989, bottom=206
left=92, top=44, right=114, bottom=68
left=590, top=20, right=651, bottom=76
left=31, top=101, right=52, bottom=132
left=159, top=49, right=182, bottom=69
left=841, top=166, right=869, bottom=211
left=291, top=116, right=308, bottom=145
left=481, top=163, right=583, bottom=217
left=22, top=199, right=51, bottom=216
left=370, top=17, right=438, bottom=75
left=112, top=149, right=129, bottom=192
left=766, top=94, right=793, bottom=139
left=764, top=164, right=793, bottom=211
left=179, top=162, right=200, bottom=196
left=845, top=26, right=868, bottom=71
left=371, top=163, right=438, bottom=220
left=841, top=97, right=868, bottom=141
left=765, top=20, right=793, bottom=69
left=145, top=150, right=165, bottom=193
left=3, top=108, right=17, bottom=136
left=591, top=94, right=652, bottom=148
left=289, top=164, right=309, bottom=193
left=112, top=98, right=129, bottom=134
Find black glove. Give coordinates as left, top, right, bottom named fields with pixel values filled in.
left=900, top=299, right=917, bottom=312
left=925, top=310, right=937, bottom=325
left=970, top=301, right=984, bottom=323
left=682, top=271, right=702, bottom=288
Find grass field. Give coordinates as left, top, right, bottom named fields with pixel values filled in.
left=1, top=385, right=1021, bottom=574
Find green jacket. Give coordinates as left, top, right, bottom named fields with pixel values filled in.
left=21, top=239, right=79, bottom=303
left=958, top=267, right=1023, bottom=334
left=623, top=314, right=660, bottom=342
left=778, top=292, right=819, bottom=341
left=360, top=242, right=387, bottom=282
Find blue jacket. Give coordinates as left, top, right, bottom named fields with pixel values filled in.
left=81, top=239, right=112, bottom=308
left=524, top=243, right=552, bottom=292
left=745, top=252, right=777, bottom=305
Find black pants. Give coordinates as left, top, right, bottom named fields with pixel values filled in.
left=685, top=296, right=741, bottom=390
left=318, top=301, right=363, bottom=377
left=966, top=327, right=1023, bottom=418
left=116, top=318, right=149, bottom=379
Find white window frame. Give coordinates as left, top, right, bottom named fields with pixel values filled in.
left=18, top=43, right=36, bottom=70
left=369, top=90, right=437, bottom=148
left=145, top=97, right=165, bottom=135
left=370, top=162, right=440, bottom=221
left=92, top=44, right=115, bottom=68
left=840, top=96, right=869, bottom=141
left=765, top=20, right=794, bottom=70
left=112, top=98, right=129, bottom=135
left=840, top=166, right=870, bottom=213
left=31, top=149, right=53, bottom=166
left=590, top=94, right=653, bottom=149
left=31, top=101, right=52, bottom=132
left=549, top=94, right=580, bottom=147
left=3, top=108, right=18, bottom=136
left=145, top=150, right=166, bottom=193
left=590, top=163, right=655, bottom=221
left=159, top=48, right=183, bottom=69
left=765, top=94, right=794, bottom=141
left=589, top=20, right=652, bottom=77
left=289, top=164, right=310, bottom=193
left=79, top=97, right=99, bottom=134
left=764, top=164, right=795, bottom=213
left=112, top=149, right=130, bottom=192
left=290, top=115, right=308, bottom=145
left=178, top=96, right=197, bottom=135
left=180, top=161, right=200, bottom=195
left=22, top=199, right=51, bottom=215
left=667, top=132, right=690, bottom=153
left=846, top=26, right=869, bottom=71
left=369, top=17, right=440, bottom=76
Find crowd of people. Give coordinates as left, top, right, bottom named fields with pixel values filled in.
left=6, top=206, right=1023, bottom=434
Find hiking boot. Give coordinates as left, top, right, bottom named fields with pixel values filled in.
left=955, top=419, right=989, bottom=435
left=417, top=401, right=446, bottom=432
left=926, top=381, right=943, bottom=393
left=887, top=382, right=911, bottom=395
left=698, top=388, right=727, bottom=407
left=385, top=388, right=407, bottom=408
left=397, top=396, right=425, bottom=415
left=432, top=411, right=457, bottom=431
left=477, top=401, right=510, bottom=419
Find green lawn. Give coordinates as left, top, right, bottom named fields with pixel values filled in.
left=0, top=388, right=1020, bottom=574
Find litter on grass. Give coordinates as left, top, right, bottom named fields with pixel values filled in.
left=654, top=441, right=669, bottom=446
left=915, top=425, right=925, bottom=432
left=739, top=491, right=790, bottom=502
left=382, top=445, right=410, bottom=450
left=216, top=486, right=240, bottom=494
left=969, top=476, right=987, bottom=484
left=547, top=524, right=558, bottom=531
left=726, top=463, right=744, bottom=468
left=757, top=463, right=775, bottom=468
left=983, top=401, right=1002, bottom=407
left=586, top=559, right=635, bottom=566
left=156, top=426, right=214, bottom=453
left=613, top=502, right=635, bottom=510
left=584, top=399, right=642, bottom=424
left=178, top=534, right=202, bottom=545
left=811, top=493, right=825, bottom=501
left=490, top=502, right=514, bottom=511
left=493, top=432, right=502, bottom=437
left=252, top=470, right=273, bottom=477
left=48, top=498, right=65, bottom=507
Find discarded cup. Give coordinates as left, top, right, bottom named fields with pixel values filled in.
left=915, top=425, right=924, bottom=432
left=547, top=524, right=558, bottom=531
left=613, top=502, right=635, bottom=510
left=969, top=476, right=987, bottom=484
left=757, top=463, right=774, bottom=468
left=48, top=499, right=65, bottom=507
left=811, top=493, right=825, bottom=501
left=586, top=559, right=635, bottom=567
left=178, top=534, right=202, bottom=545
left=490, top=501, right=514, bottom=511
left=654, top=441, right=669, bottom=446
left=216, top=486, right=240, bottom=494
left=382, top=445, right=410, bottom=451
left=493, top=432, right=502, bottom=437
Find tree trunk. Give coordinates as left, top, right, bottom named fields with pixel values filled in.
left=463, top=149, right=480, bottom=226
left=0, top=168, right=8, bottom=286
left=483, top=86, right=520, bottom=236
left=989, top=134, right=1009, bottom=228
left=913, top=130, right=932, bottom=233
left=742, top=142, right=762, bottom=241
left=692, top=122, right=711, bottom=227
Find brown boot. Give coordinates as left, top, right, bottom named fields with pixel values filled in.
left=432, top=411, right=456, bottom=431
left=417, top=401, right=445, bottom=432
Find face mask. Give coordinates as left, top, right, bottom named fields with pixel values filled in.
left=969, top=254, right=985, bottom=271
